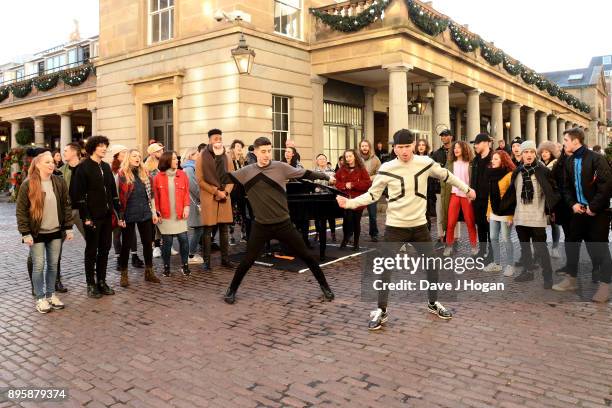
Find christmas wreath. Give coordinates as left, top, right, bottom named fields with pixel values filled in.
left=60, top=64, right=93, bottom=87
left=0, top=86, right=9, bottom=102
left=33, top=73, right=60, bottom=92
left=10, top=80, right=33, bottom=98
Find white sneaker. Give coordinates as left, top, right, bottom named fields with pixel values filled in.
left=188, top=254, right=204, bottom=264
left=47, top=294, right=65, bottom=309
left=484, top=262, right=502, bottom=272
left=153, top=247, right=162, bottom=258
left=552, top=276, right=577, bottom=292
left=503, top=265, right=514, bottom=277
left=443, top=246, right=452, bottom=256
left=550, top=247, right=561, bottom=258
left=36, top=298, right=52, bottom=314
left=171, top=247, right=179, bottom=256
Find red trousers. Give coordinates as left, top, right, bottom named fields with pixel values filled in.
left=446, top=193, right=478, bottom=245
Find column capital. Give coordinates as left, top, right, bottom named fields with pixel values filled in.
left=465, top=88, right=483, bottom=96
left=525, top=106, right=536, bottom=113
left=382, top=63, right=413, bottom=73
left=548, top=114, right=558, bottom=119
left=363, top=87, right=377, bottom=96
left=31, top=116, right=44, bottom=121
left=489, top=96, right=504, bottom=104
left=59, top=112, right=72, bottom=117
left=8, top=119, right=21, bottom=125
left=509, top=102, right=522, bottom=109
left=310, top=75, right=328, bottom=86
left=433, top=78, right=452, bottom=87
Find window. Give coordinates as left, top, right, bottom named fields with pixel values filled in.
left=46, top=54, right=67, bottom=73
left=323, top=102, right=363, bottom=163
left=272, top=95, right=290, bottom=161
left=568, top=73, right=583, bottom=81
left=15, top=68, right=25, bottom=80
left=149, top=0, right=174, bottom=44
left=67, top=49, right=78, bottom=67
left=274, top=0, right=300, bottom=38
left=605, top=70, right=611, bottom=77
left=81, top=45, right=90, bottom=62
left=37, top=61, right=45, bottom=76
left=602, top=55, right=611, bottom=65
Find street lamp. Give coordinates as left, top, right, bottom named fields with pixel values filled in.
left=0, top=135, right=6, bottom=143
left=77, top=125, right=85, bottom=140
left=231, top=33, right=255, bottom=75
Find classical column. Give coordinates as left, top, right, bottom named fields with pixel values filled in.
left=432, top=78, right=451, bottom=150
left=60, top=113, right=72, bottom=151
left=490, top=97, right=504, bottom=143
left=510, top=102, right=522, bottom=140
left=33, top=116, right=45, bottom=147
left=384, top=63, right=412, bottom=140
left=311, top=75, right=328, bottom=160
left=537, top=112, right=548, bottom=145
left=588, top=119, right=599, bottom=147
left=90, top=108, right=98, bottom=136
left=557, top=119, right=566, bottom=144
left=548, top=115, right=558, bottom=143
left=455, top=108, right=463, bottom=140
left=9, top=120, right=20, bottom=148
left=364, top=87, right=376, bottom=144
left=565, top=121, right=572, bottom=131
left=465, top=89, right=481, bottom=141
left=525, top=108, right=536, bottom=142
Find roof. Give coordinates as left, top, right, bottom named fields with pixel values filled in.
left=540, top=65, right=601, bottom=88
left=588, top=55, right=612, bottom=71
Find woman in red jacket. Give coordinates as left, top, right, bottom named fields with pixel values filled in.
left=335, top=149, right=372, bottom=250
left=153, top=151, right=191, bottom=277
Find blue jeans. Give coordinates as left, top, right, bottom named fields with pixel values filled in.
left=30, top=239, right=62, bottom=299
left=489, top=219, right=513, bottom=267
left=367, top=202, right=379, bottom=237
left=161, top=232, right=189, bottom=266
left=189, top=226, right=204, bottom=256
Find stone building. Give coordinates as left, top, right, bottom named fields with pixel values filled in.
left=0, top=0, right=600, bottom=164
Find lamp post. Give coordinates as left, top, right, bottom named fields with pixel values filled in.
left=0, top=135, right=6, bottom=143
left=231, top=33, right=255, bottom=75
left=77, top=125, right=85, bottom=141
left=504, top=121, right=511, bottom=140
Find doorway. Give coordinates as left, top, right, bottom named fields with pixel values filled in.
left=148, top=101, right=174, bottom=150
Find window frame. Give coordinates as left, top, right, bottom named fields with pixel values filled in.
left=274, top=0, right=302, bottom=39
left=15, top=68, right=25, bottom=80
left=272, top=95, right=291, bottom=161
left=148, top=0, right=175, bottom=45
left=602, top=55, right=611, bottom=65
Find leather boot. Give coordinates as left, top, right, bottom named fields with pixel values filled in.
left=144, top=266, right=160, bottom=283
left=55, top=270, right=68, bottom=293
left=28, top=255, right=35, bottom=297
left=119, top=268, right=129, bottom=287
left=131, top=253, right=145, bottom=268
left=353, top=236, right=360, bottom=251
left=219, top=225, right=236, bottom=268
left=203, top=226, right=213, bottom=271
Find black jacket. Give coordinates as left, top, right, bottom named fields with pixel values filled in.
left=550, top=153, right=573, bottom=225
left=493, top=162, right=560, bottom=217
left=71, top=158, right=120, bottom=221
left=431, top=146, right=450, bottom=194
left=470, top=150, right=493, bottom=224
left=563, top=146, right=612, bottom=214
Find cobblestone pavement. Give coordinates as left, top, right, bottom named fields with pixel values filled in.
left=0, top=202, right=610, bottom=408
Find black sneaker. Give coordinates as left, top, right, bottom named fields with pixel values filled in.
left=55, top=279, right=68, bottom=293
left=230, top=237, right=236, bottom=245
left=321, top=286, right=335, bottom=301
left=224, top=288, right=236, bottom=304
left=427, top=301, right=452, bottom=320
left=162, top=265, right=171, bottom=277
left=182, top=264, right=191, bottom=276
left=513, top=271, right=534, bottom=282
left=87, top=284, right=102, bottom=299
left=131, top=253, right=145, bottom=268
left=368, top=308, right=389, bottom=331
left=370, top=236, right=378, bottom=243
left=98, top=281, right=115, bottom=296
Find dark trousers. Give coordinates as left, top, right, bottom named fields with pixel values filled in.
left=566, top=212, right=612, bottom=284
left=113, top=227, right=137, bottom=255
left=515, top=225, right=552, bottom=282
left=367, top=202, right=379, bottom=237
left=119, top=220, right=153, bottom=268
left=228, top=219, right=330, bottom=293
left=203, top=224, right=230, bottom=262
left=378, top=224, right=437, bottom=309
left=84, top=216, right=113, bottom=285
left=473, top=201, right=492, bottom=255
left=342, top=209, right=364, bottom=243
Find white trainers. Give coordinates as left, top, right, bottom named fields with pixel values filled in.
left=171, top=247, right=179, bottom=256
left=552, top=276, right=577, bottom=292
left=484, top=262, right=503, bottom=272
left=47, top=294, right=65, bottom=310
left=188, top=254, right=204, bottom=264
left=550, top=247, right=561, bottom=258
left=153, top=247, right=162, bottom=258
left=503, top=265, right=514, bottom=277
left=36, top=298, right=52, bottom=314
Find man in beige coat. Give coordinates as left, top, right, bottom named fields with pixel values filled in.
left=195, top=129, right=235, bottom=270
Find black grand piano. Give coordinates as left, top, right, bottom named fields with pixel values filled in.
left=287, top=180, right=345, bottom=260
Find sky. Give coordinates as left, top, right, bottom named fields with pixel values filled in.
left=1, top=0, right=610, bottom=72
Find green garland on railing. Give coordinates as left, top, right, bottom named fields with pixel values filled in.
left=448, top=22, right=479, bottom=52
left=535, top=76, right=549, bottom=91
left=33, top=73, right=59, bottom=92
left=60, top=64, right=92, bottom=87
left=502, top=55, right=522, bottom=76
left=546, top=82, right=559, bottom=97
left=479, top=39, right=503, bottom=66
left=10, top=80, right=33, bottom=98
left=309, top=0, right=390, bottom=33
left=0, top=86, right=9, bottom=102
left=406, top=0, right=448, bottom=36
left=557, top=89, right=569, bottom=103
left=520, top=69, right=538, bottom=85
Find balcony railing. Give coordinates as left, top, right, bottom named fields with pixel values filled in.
left=311, top=0, right=382, bottom=17
left=0, top=58, right=95, bottom=86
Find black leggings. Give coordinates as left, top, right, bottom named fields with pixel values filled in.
left=342, top=209, right=363, bottom=242
left=119, top=220, right=153, bottom=268
left=84, top=216, right=113, bottom=285
left=228, top=219, right=330, bottom=293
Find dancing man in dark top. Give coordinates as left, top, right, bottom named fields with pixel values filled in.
left=218, top=136, right=335, bottom=304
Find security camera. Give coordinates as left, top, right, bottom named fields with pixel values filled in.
left=214, top=10, right=226, bottom=22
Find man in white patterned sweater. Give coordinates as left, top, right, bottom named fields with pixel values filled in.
left=337, top=129, right=476, bottom=330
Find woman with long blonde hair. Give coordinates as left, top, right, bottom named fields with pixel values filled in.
left=116, top=149, right=159, bottom=287
left=16, top=151, right=74, bottom=313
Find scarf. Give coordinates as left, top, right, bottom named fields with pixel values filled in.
left=520, top=162, right=538, bottom=204
left=201, top=145, right=228, bottom=188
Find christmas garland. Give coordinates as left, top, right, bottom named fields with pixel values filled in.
left=535, top=76, right=549, bottom=91
left=520, top=69, right=538, bottom=85
left=557, top=89, right=569, bottom=103
left=60, top=64, right=92, bottom=87
left=309, top=0, right=390, bottom=33
left=10, top=80, right=33, bottom=98
left=0, top=86, right=9, bottom=102
left=449, top=22, right=479, bottom=53
left=546, top=82, right=559, bottom=97
left=33, top=73, right=60, bottom=92
left=479, top=39, right=503, bottom=66
left=406, top=0, right=448, bottom=37
left=502, top=55, right=522, bottom=76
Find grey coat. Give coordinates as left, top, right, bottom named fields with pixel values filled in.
left=182, top=160, right=203, bottom=228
